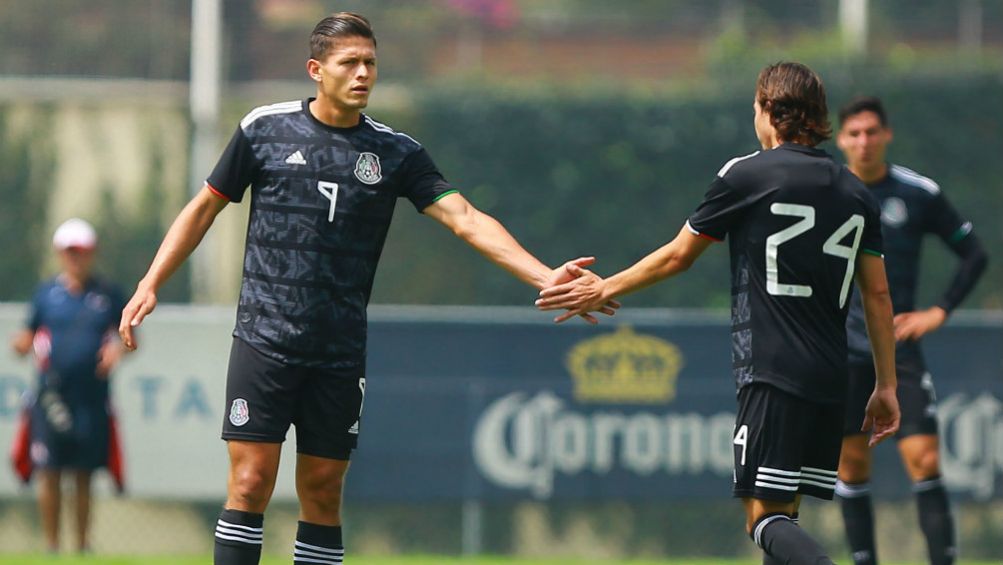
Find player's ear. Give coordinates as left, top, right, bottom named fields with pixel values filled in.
left=306, top=59, right=322, bottom=82
left=835, top=129, right=848, bottom=152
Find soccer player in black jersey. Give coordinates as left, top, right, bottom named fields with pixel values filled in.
left=538, top=62, right=901, bottom=565
left=833, top=97, right=988, bottom=565
left=117, top=13, right=615, bottom=565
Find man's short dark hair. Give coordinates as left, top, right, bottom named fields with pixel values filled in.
left=755, top=62, right=831, bottom=147
left=838, top=96, right=889, bottom=128
left=310, top=12, right=376, bottom=60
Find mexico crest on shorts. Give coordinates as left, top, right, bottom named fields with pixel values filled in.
left=354, top=152, right=382, bottom=185
left=229, top=398, right=250, bottom=427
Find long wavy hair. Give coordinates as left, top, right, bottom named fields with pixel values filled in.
left=756, top=62, right=832, bottom=147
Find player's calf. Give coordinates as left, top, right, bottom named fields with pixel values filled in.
left=214, top=508, right=264, bottom=565
left=751, top=512, right=835, bottom=565
left=914, top=476, right=956, bottom=565
left=294, top=521, right=344, bottom=565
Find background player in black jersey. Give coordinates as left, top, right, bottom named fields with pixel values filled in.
left=117, top=13, right=616, bottom=565
left=833, top=96, right=988, bottom=565
left=537, top=62, right=901, bottom=565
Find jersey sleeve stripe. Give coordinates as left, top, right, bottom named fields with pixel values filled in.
left=889, top=164, right=940, bottom=195
left=685, top=220, right=723, bottom=242
left=949, top=221, right=973, bottom=243
left=205, top=182, right=231, bottom=201
left=363, top=115, right=420, bottom=145
left=861, top=248, right=883, bottom=257
left=431, top=189, right=459, bottom=203
left=240, top=100, right=302, bottom=130
left=717, top=151, right=760, bottom=177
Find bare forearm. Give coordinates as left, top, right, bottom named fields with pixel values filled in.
left=862, top=288, right=897, bottom=389
left=457, top=211, right=552, bottom=289
left=140, top=193, right=221, bottom=291
left=605, top=241, right=693, bottom=300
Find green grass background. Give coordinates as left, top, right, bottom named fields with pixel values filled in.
left=1, top=556, right=996, bottom=565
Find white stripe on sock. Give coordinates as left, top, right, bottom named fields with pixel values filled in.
left=292, top=556, right=342, bottom=565
left=753, top=514, right=791, bottom=547
left=216, top=525, right=263, bottom=540
left=295, top=547, right=345, bottom=559
left=217, top=519, right=263, bottom=533
left=835, top=480, right=871, bottom=498
left=294, top=540, right=344, bottom=555
left=215, top=532, right=263, bottom=545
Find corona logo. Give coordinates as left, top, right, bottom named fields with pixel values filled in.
left=565, top=326, right=683, bottom=404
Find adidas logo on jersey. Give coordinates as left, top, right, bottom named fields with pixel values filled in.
left=285, top=150, right=307, bottom=165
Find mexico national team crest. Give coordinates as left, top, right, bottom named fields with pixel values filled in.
left=229, top=398, right=250, bottom=427
left=354, top=152, right=382, bottom=185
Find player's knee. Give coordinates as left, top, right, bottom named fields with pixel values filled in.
left=298, top=469, right=345, bottom=505
left=910, top=448, right=941, bottom=479
left=229, top=467, right=275, bottom=507
left=839, top=446, right=871, bottom=482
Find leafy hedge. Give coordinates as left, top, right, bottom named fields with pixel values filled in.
left=370, top=73, right=1002, bottom=310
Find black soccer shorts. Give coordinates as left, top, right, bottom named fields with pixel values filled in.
left=221, top=337, right=366, bottom=460
left=732, top=383, right=844, bottom=502
left=843, top=360, right=938, bottom=438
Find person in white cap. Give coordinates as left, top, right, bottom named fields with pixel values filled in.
left=10, top=217, right=126, bottom=554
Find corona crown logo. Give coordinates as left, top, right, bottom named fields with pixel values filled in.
left=565, top=325, right=683, bottom=404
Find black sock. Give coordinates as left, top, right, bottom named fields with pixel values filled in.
left=836, top=480, right=877, bottom=565
left=294, top=521, right=343, bottom=564
left=914, top=476, right=956, bottom=565
left=752, top=512, right=834, bottom=565
left=214, top=508, right=264, bottom=565
left=761, top=513, right=799, bottom=565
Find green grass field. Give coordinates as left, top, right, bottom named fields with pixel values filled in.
left=0, top=556, right=995, bottom=565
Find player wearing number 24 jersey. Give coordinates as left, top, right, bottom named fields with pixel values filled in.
left=687, top=142, right=883, bottom=403
left=537, top=62, right=900, bottom=565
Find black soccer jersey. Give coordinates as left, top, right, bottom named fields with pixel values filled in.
left=687, top=144, right=883, bottom=403
left=207, top=99, right=456, bottom=372
left=845, top=164, right=974, bottom=367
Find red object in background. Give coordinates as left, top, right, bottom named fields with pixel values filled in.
left=9, top=406, right=126, bottom=493
left=447, top=0, right=519, bottom=29
left=9, top=408, right=32, bottom=484
left=106, top=410, right=125, bottom=493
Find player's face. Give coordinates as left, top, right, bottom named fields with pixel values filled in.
left=309, top=35, right=377, bottom=113
left=58, top=246, right=95, bottom=279
left=837, top=111, right=892, bottom=170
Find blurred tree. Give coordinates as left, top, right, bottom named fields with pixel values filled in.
left=93, top=144, right=191, bottom=302
left=0, top=107, right=54, bottom=300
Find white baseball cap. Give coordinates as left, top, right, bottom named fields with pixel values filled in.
left=52, top=218, right=97, bottom=250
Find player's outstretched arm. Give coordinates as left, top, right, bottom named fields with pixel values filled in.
left=536, top=224, right=712, bottom=323
left=119, top=186, right=228, bottom=350
left=422, top=192, right=618, bottom=324
left=855, top=253, right=900, bottom=446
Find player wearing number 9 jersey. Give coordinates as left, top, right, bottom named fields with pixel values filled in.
left=536, top=62, right=900, bottom=565
left=117, top=12, right=620, bottom=565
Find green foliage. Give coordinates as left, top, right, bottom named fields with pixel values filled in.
left=92, top=144, right=190, bottom=302
left=0, top=107, right=54, bottom=300
left=371, top=71, right=1003, bottom=309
